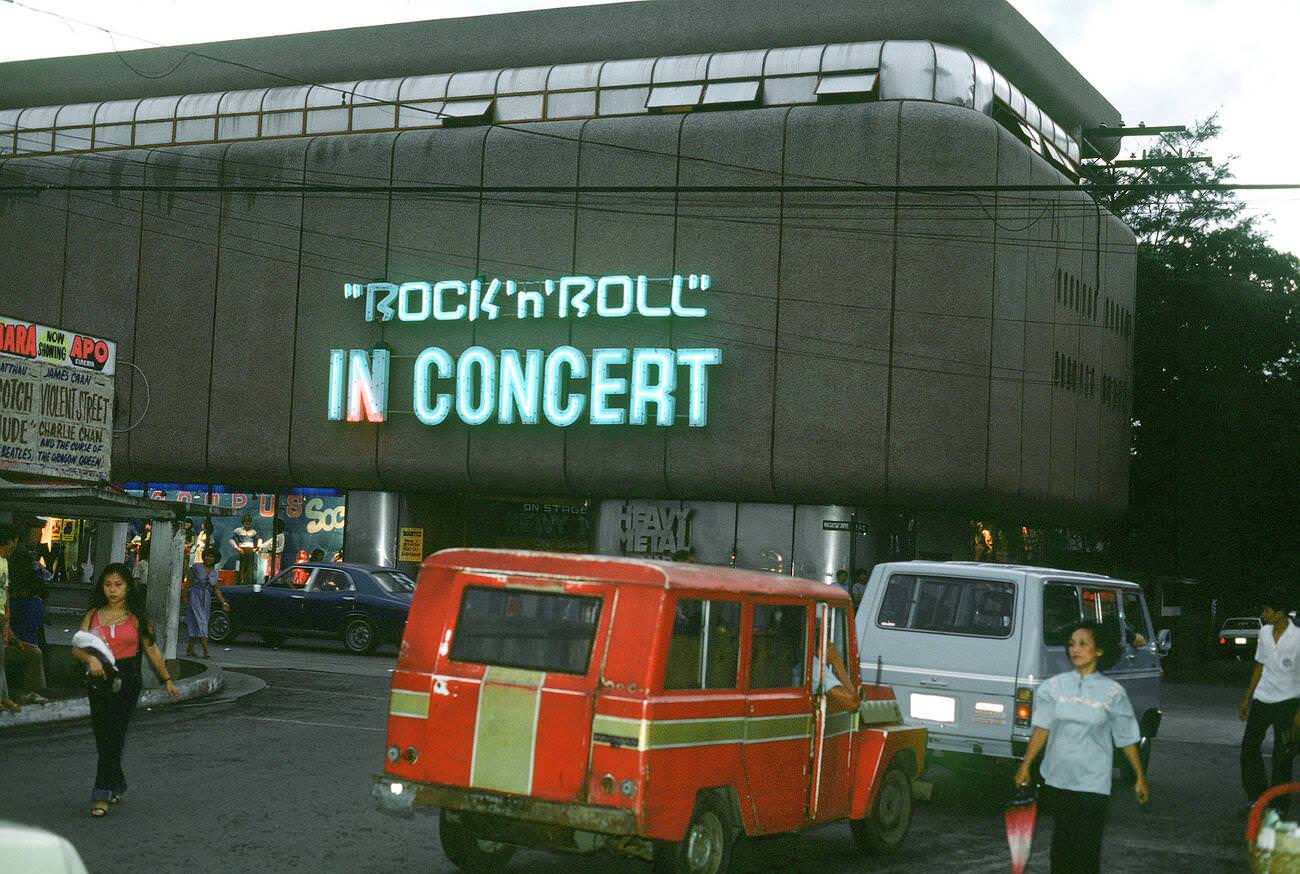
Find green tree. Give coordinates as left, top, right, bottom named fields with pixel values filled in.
left=1090, top=117, right=1299, bottom=605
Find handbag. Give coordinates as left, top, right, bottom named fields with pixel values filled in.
left=86, top=662, right=122, bottom=695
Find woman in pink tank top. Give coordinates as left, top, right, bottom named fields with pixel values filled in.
left=72, top=563, right=178, bottom=817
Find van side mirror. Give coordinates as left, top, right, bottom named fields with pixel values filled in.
left=1156, top=628, right=1172, bottom=655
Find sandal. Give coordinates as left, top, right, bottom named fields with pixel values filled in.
left=91, top=803, right=108, bottom=817
left=109, top=795, right=122, bottom=805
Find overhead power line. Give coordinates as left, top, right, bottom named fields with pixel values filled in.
left=3, top=182, right=1300, bottom=195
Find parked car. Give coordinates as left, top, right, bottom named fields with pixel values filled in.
left=1217, top=617, right=1262, bottom=659
left=855, top=561, right=1169, bottom=779
left=373, top=549, right=927, bottom=874
left=208, top=562, right=414, bottom=654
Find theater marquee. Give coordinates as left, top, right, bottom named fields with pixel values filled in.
left=0, top=315, right=116, bottom=481
left=327, top=273, right=723, bottom=428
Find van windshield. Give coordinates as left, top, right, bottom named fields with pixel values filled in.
left=450, top=586, right=603, bottom=675
left=876, top=574, right=1015, bottom=638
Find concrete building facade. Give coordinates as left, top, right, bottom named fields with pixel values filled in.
left=0, top=1, right=1135, bottom=578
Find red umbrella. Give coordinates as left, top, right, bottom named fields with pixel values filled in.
left=1005, top=786, right=1038, bottom=874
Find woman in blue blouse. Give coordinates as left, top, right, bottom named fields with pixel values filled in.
left=1014, top=620, right=1149, bottom=874
left=183, top=547, right=229, bottom=658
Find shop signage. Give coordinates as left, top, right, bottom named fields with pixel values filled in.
left=398, top=527, right=425, bottom=562
left=0, top=315, right=116, bottom=481
left=617, top=502, right=693, bottom=556
left=822, top=519, right=869, bottom=534
left=328, top=273, right=722, bottom=428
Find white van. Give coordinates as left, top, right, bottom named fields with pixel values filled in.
left=854, top=561, right=1169, bottom=773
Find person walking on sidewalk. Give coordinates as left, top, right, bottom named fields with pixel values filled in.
left=72, top=563, right=179, bottom=817
left=184, top=547, right=229, bottom=658
left=1239, top=589, right=1300, bottom=811
left=0, top=524, right=21, bottom=715
left=1014, top=620, right=1149, bottom=874
left=5, top=537, right=49, bottom=705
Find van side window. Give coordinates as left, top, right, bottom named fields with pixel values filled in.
left=1082, top=587, right=1122, bottom=643
left=1042, top=583, right=1081, bottom=645
left=664, top=599, right=741, bottom=690
left=876, top=574, right=1015, bottom=638
left=1120, top=590, right=1150, bottom=647
left=750, top=604, right=807, bottom=689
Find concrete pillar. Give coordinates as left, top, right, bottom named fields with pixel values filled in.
left=93, top=521, right=130, bottom=579
left=343, top=491, right=400, bottom=567
left=141, top=520, right=185, bottom=688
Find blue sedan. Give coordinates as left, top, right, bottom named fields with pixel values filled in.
left=207, top=562, right=414, bottom=654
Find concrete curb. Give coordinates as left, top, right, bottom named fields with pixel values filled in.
left=0, top=661, right=224, bottom=730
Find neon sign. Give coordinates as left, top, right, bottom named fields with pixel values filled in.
left=328, top=273, right=722, bottom=428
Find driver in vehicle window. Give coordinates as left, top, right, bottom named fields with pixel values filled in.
left=812, top=607, right=859, bottom=712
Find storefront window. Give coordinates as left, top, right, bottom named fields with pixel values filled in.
left=125, top=484, right=346, bottom=577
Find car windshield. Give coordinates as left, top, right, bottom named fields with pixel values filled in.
left=371, top=571, right=416, bottom=594
left=1223, top=619, right=1260, bottom=631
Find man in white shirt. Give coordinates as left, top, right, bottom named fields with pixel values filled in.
left=1240, top=590, right=1300, bottom=809
left=229, top=514, right=260, bottom=586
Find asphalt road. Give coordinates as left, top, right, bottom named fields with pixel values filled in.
left=0, top=635, right=1259, bottom=874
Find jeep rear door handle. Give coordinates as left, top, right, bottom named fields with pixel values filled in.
left=919, top=678, right=949, bottom=688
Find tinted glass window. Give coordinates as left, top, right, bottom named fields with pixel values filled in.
left=372, top=571, right=416, bottom=593
left=1121, top=590, right=1151, bottom=645
left=310, top=569, right=352, bottom=592
left=876, top=574, right=1016, bottom=638
left=1043, top=583, right=1082, bottom=645
left=450, top=587, right=602, bottom=675
left=750, top=603, right=807, bottom=689
left=1083, top=588, right=1121, bottom=642
left=663, top=598, right=741, bottom=690
left=1223, top=619, right=1260, bottom=631
left=269, top=568, right=306, bottom=589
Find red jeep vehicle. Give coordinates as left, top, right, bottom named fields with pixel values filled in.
left=373, top=549, right=926, bottom=874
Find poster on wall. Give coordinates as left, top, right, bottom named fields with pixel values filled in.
left=398, top=527, right=424, bottom=562
left=0, top=315, right=116, bottom=481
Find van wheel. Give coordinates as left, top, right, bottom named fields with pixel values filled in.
left=654, top=796, right=735, bottom=874
left=439, top=812, right=515, bottom=874
left=207, top=611, right=233, bottom=643
left=343, top=618, right=376, bottom=654
left=851, top=764, right=912, bottom=854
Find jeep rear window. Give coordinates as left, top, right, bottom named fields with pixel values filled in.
left=1223, top=619, right=1259, bottom=631
left=450, top=586, right=603, bottom=675
left=876, top=574, right=1016, bottom=638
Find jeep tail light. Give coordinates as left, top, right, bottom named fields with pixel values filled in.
left=1219, top=637, right=1226, bottom=645
left=1014, top=686, right=1033, bottom=728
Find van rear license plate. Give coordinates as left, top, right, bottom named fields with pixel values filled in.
left=910, top=693, right=956, bottom=724
left=1235, top=637, right=1248, bottom=645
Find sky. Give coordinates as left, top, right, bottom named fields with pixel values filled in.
left=1, top=0, right=1297, bottom=256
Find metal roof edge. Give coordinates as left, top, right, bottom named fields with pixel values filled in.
left=0, top=0, right=1120, bottom=133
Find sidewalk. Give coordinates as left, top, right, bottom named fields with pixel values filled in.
left=0, top=658, right=224, bottom=729
left=1, top=589, right=226, bottom=728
